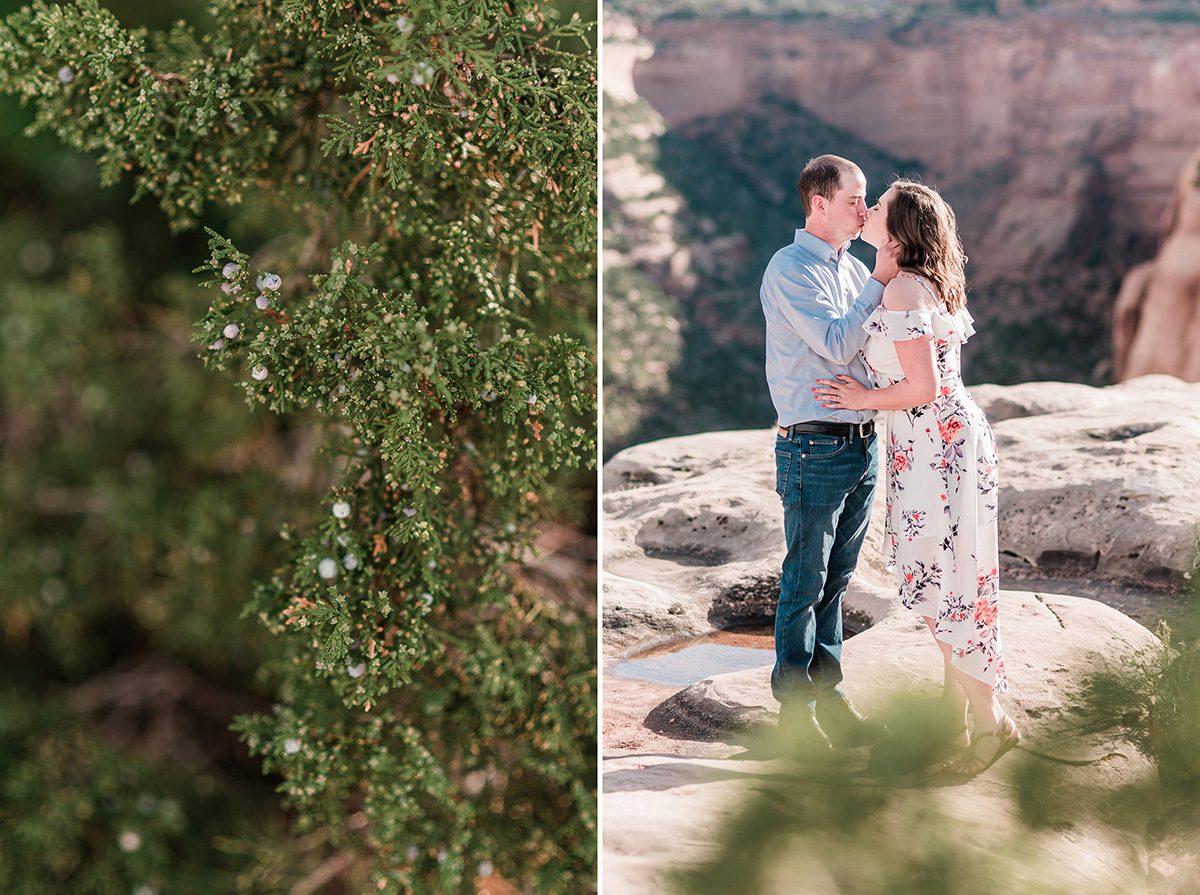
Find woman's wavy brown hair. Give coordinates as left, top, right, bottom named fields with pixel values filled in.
left=885, top=179, right=969, bottom=312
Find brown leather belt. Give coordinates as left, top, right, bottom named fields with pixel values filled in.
left=778, top=420, right=875, bottom=439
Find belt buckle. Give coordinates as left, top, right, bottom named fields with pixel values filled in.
left=852, top=421, right=866, bottom=439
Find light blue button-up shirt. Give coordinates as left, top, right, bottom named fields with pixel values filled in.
left=760, top=229, right=884, bottom=427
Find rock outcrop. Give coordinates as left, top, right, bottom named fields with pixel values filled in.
left=978, top=376, right=1200, bottom=586
left=606, top=9, right=1200, bottom=453
left=605, top=375, right=1199, bottom=659
left=1114, top=146, right=1200, bottom=381
left=603, top=429, right=893, bottom=658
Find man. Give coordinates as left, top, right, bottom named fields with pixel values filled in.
left=759, top=154, right=899, bottom=754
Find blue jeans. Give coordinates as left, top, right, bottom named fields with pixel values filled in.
left=771, top=429, right=878, bottom=708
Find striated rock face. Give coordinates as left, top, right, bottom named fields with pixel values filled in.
left=1114, top=146, right=1200, bottom=381
left=634, top=16, right=1200, bottom=284
left=602, top=15, right=693, bottom=452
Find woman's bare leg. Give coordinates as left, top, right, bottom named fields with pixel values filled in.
left=950, top=666, right=1003, bottom=733
left=940, top=655, right=1018, bottom=774
left=923, top=616, right=968, bottom=735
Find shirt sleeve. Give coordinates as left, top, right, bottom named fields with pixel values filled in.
left=760, top=260, right=884, bottom=364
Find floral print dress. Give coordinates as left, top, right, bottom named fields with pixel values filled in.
left=861, top=274, right=1006, bottom=692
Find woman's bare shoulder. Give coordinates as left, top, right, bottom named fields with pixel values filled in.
left=882, top=274, right=938, bottom=311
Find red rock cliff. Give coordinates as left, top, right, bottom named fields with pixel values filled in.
left=634, top=15, right=1200, bottom=291
left=1114, top=147, right=1200, bottom=381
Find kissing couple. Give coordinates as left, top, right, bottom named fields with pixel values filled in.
left=759, top=154, right=1018, bottom=776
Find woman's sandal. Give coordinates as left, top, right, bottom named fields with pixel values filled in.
left=940, top=714, right=1021, bottom=778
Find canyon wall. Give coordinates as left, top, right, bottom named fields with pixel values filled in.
left=634, top=15, right=1200, bottom=284
left=603, top=9, right=1200, bottom=453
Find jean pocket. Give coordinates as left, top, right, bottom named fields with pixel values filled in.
left=774, top=448, right=793, bottom=500
left=800, top=434, right=849, bottom=459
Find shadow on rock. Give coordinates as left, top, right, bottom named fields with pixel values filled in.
left=708, top=576, right=779, bottom=629
left=644, top=679, right=775, bottom=742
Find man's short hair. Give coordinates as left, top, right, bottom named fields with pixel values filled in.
left=797, top=155, right=861, bottom=216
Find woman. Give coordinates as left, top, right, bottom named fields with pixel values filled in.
left=813, top=180, right=1018, bottom=776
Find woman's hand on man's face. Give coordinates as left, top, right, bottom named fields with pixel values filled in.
left=871, top=236, right=902, bottom=284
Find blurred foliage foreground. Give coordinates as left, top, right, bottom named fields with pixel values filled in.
left=669, top=608, right=1200, bottom=895
left=0, top=0, right=597, bottom=892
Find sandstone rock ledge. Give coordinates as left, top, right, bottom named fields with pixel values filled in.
left=603, top=375, right=1200, bottom=660
left=602, top=376, right=1200, bottom=894
left=604, top=592, right=1160, bottom=894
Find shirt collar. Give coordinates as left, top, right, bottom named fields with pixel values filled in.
left=794, top=229, right=846, bottom=264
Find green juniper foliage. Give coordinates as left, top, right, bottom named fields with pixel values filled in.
left=1, top=1, right=598, bottom=892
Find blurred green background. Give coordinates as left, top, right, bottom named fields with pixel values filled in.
left=0, top=0, right=327, bottom=889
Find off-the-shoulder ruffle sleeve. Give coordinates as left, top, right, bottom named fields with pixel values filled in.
left=863, top=305, right=975, bottom=343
